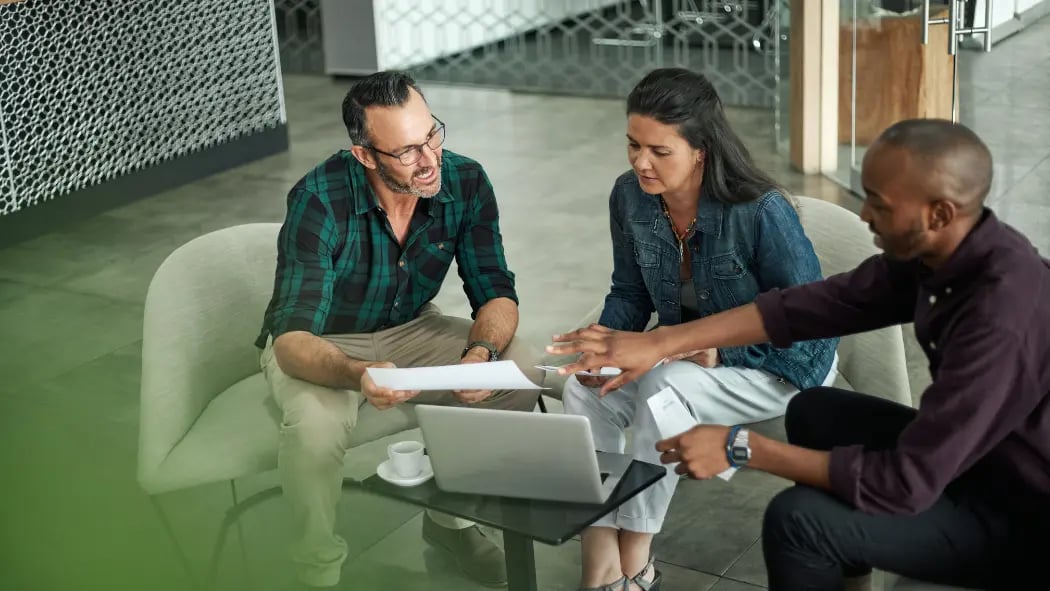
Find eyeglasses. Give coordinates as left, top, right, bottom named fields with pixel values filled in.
left=364, top=116, right=446, bottom=166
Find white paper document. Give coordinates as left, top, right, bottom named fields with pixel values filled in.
left=646, top=387, right=737, bottom=481
left=366, top=360, right=546, bottom=391
left=535, top=365, right=622, bottom=377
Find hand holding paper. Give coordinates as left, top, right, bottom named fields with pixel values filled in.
left=647, top=387, right=737, bottom=481
left=360, top=362, right=421, bottom=410
left=546, top=325, right=667, bottom=395
left=454, top=356, right=494, bottom=404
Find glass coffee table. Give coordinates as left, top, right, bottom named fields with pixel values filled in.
left=355, top=460, right=665, bottom=591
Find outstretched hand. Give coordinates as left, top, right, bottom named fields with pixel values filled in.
left=545, top=324, right=667, bottom=396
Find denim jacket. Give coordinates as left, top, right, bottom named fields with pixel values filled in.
left=598, top=172, right=838, bottom=390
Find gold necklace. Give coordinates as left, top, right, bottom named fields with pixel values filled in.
left=660, top=197, right=697, bottom=262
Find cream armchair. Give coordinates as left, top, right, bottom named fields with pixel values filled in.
left=137, top=223, right=421, bottom=585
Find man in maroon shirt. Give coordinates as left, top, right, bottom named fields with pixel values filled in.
left=547, top=119, right=1049, bottom=589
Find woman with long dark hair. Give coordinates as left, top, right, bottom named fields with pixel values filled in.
left=562, top=68, right=839, bottom=591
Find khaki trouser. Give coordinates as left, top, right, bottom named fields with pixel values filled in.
left=260, top=304, right=543, bottom=587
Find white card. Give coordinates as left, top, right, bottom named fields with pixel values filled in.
left=534, top=365, right=622, bottom=377
left=646, top=387, right=737, bottom=481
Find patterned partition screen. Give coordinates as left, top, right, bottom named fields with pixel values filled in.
left=274, top=0, right=323, bottom=72
left=374, top=0, right=783, bottom=107
left=0, top=0, right=287, bottom=217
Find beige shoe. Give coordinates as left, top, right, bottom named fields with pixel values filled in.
left=422, top=513, right=507, bottom=588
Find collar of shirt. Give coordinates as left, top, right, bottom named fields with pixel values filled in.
left=341, top=150, right=454, bottom=216
left=921, top=208, right=1000, bottom=292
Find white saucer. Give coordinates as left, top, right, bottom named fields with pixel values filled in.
left=376, top=456, right=434, bottom=487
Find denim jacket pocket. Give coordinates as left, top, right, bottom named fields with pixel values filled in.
left=710, top=252, right=747, bottom=279
left=634, top=241, right=661, bottom=268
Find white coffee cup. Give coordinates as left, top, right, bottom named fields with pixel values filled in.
left=387, top=440, right=425, bottom=478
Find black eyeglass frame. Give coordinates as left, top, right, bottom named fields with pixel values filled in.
left=362, top=116, right=446, bottom=166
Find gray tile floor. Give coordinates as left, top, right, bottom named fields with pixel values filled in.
left=0, top=18, right=1046, bottom=590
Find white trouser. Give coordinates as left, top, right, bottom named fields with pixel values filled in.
left=562, top=356, right=837, bottom=534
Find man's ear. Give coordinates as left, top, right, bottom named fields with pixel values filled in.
left=928, top=199, right=956, bottom=231
left=349, top=145, right=376, bottom=170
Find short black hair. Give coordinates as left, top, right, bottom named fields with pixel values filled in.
left=877, top=119, right=994, bottom=209
left=341, top=71, right=425, bottom=145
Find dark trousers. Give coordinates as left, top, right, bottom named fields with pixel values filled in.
left=761, top=388, right=1041, bottom=591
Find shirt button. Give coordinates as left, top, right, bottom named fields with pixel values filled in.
left=945, top=287, right=952, bottom=295
left=437, top=242, right=444, bottom=250
left=930, top=341, right=937, bottom=350
left=398, top=260, right=405, bottom=268
left=929, top=294, right=936, bottom=305
left=700, top=290, right=710, bottom=300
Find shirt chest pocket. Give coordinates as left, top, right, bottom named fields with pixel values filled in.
left=423, top=238, right=455, bottom=265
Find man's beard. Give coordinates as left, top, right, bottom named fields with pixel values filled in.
left=374, top=155, right=442, bottom=198
left=877, top=221, right=927, bottom=261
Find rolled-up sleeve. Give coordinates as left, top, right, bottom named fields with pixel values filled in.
left=456, top=170, right=517, bottom=316
left=269, top=189, right=338, bottom=339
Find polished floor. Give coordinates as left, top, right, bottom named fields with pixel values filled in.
left=0, top=18, right=1046, bottom=591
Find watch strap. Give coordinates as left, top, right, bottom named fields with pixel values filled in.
left=462, top=340, right=499, bottom=361
left=726, top=425, right=750, bottom=468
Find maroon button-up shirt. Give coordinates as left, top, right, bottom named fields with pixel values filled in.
left=756, top=209, right=1050, bottom=515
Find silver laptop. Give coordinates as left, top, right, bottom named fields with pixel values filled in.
left=414, top=405, right=632, bottom=504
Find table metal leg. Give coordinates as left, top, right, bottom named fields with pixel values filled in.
left=502, top=531, right=537, bottom=591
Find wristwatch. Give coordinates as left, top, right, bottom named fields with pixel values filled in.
left=726, top=426, right=751, bottom=468
left=461, top=340, right=500, bottom=361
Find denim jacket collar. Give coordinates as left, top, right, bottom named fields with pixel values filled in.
left=634, top=183, right=725, bottom=253
left=695, top=183, right=724, bottom=238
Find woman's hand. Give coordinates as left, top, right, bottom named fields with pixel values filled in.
left=576, top=373, right=612, bottom=389
left=670, top=348, right=720, bottom=368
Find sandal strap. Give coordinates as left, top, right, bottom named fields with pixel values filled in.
left=579, top=575, right=629, bottom=591
left=629, top=556, right=662, bottom=591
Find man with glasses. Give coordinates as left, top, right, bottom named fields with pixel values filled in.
left=256, top=71, right=542, bottom=589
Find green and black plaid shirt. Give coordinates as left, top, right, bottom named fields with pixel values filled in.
left=255, top=149, right=516, bottom=348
